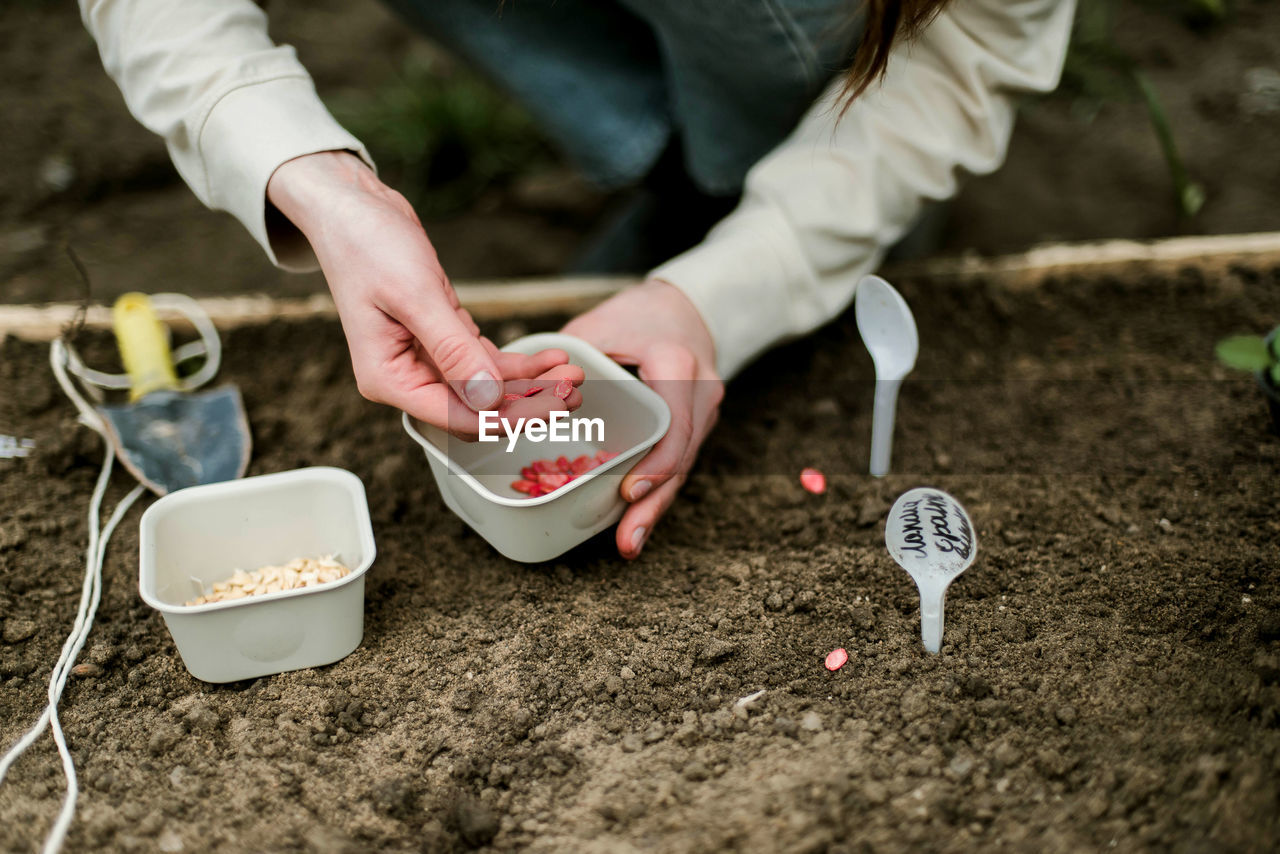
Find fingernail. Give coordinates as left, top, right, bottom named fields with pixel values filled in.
left=630, top=526, right=647, bottom=554
left=629, top=480, right=652, bottom=501
left=463, top=371, right=500, bottom=409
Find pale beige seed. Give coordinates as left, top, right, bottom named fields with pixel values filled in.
left=184, top=555, right=351, bottom=606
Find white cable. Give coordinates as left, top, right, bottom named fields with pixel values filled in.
left=151, top=293, right=221, bottom=391
left=60, top=293, right=222, bottom=393
left=0, top=313, right=215, bottom=852
left=0, top=447, right=120, bottom=783
left=43, top=479, right=143, bottom=854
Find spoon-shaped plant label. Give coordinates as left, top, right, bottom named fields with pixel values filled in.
left=855, top=275, right=918, bottom=477
left=885, top=487, right=977, bottom=654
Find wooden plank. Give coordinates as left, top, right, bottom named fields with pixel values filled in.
left=0, top=277, right=634, bottom=341
left=888, top=232, right=1280, bottom=290
left=3, top=231, right=1280, bottom=341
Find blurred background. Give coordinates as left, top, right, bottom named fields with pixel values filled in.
left=2, top=0, right=1279, bottom=305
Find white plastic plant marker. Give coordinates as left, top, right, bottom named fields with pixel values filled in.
left=884, top=487, right=977, bottom=654
left=855, top=275, right=918, bottom=477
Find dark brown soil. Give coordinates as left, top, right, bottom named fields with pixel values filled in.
left=3, top=265, right=1279, bottom=852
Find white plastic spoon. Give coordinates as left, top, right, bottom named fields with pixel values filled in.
left=855, top=275, right=918, bottom=477
left=884, top=487, right=978, bottom=653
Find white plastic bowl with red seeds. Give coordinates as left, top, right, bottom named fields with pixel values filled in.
left=403, top=333, right=670, bottom=563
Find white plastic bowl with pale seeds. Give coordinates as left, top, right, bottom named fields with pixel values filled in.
left=138, top=467, right=376, bottom=683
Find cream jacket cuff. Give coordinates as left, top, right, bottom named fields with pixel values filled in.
left=651, top=204, right=870, bottom=381
left=652, top=0, right=1076, bottom=380
left=199, top=77, right=374, bottom=271
left=80, top=0, right=373, bottom=272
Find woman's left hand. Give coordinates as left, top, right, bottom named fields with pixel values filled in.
left=561, top=279, right=724, bottom=558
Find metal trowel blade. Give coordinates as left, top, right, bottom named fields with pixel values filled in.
left=99, top=385, right=251, bottom=495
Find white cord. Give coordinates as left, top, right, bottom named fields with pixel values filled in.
left=0, top=304, right=220, bottom=852
left=59, top=293, right=222, bottom=393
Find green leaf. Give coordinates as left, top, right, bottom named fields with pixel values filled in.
left=1181, top=183, right=1206, bottom=217
left=1190, top=0, right=1227, bottom=23
left=1134, top=71, right=1205, bottom=218
left=1216, top=335, right=1271, bottom=371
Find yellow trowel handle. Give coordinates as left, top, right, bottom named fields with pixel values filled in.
left=112, top=293, right=179, bottom=402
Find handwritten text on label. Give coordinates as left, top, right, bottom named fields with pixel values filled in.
left=885, top=488, right=977, bottom=578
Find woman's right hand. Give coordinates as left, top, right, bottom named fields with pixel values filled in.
left=267, top=151, right=579, bottom=435
left=561, top=279, right=724, bottom=559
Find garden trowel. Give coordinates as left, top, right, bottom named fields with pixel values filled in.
left=99, top=293, right=250, bottom=495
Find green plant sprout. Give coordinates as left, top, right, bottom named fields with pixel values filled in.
left=1216, top=331, right=1280, bottom=386
left=1059, top=0, right=1213, bottom=217
left=1135, top=72, right=1205, bottom=217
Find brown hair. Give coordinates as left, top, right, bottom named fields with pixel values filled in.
left=842, top=0, right=953, bottom=103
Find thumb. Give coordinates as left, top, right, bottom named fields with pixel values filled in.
left=440, top=331, right=504, bottom=412
left=398, top=305, right=503, bottom=412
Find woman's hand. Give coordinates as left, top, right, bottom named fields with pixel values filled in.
left=267, top=151, right=576, bottom=435
left=562, top=279, right=724, bottom=558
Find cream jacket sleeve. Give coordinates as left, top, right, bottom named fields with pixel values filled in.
left=79, top=0, right=373, bottom=271
left=651, top=0, right=1077, bottom=379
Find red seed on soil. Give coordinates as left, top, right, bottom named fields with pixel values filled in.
left=800, top=467, right=826, bottom=495
left=825, top=647, right=849, bottom=671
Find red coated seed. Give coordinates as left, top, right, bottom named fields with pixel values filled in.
left=825, top=647, right=849, bottom=671
left=511, top=451, right=621, bottom=497
left=503, top=393, right=523, bottom=401
left=800, top=467, right=826, bottom=495
left=538, top=472, right=570, bottom=489
left=553, top=379, right=574, bottom=399
left=522, top=386, right=544, bottom=398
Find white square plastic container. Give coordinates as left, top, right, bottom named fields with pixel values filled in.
left=138, top=467, right=376, bottom=683
left=403, top=333, right=671, bottom=563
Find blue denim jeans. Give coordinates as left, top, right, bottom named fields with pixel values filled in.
left=382, top=0, right=860, bottom=195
